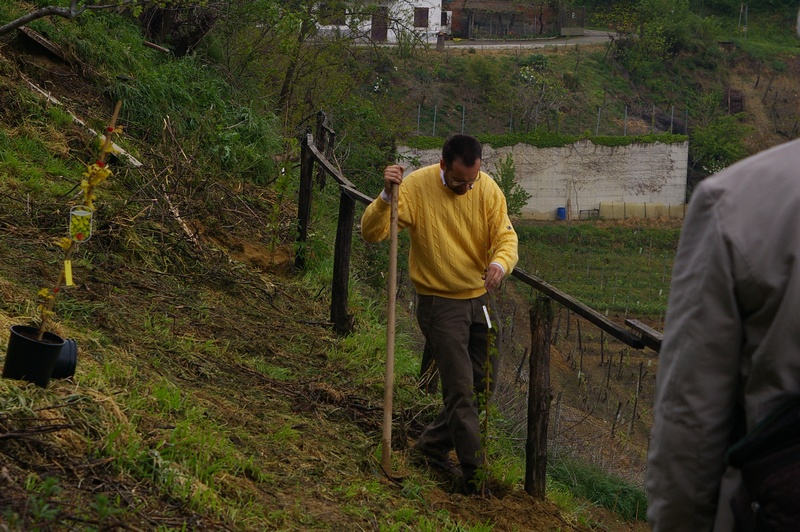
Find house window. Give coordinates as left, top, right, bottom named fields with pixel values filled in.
left=414, top=8, right=429, bottom=28
left=441, top=11, right=449, bottom=26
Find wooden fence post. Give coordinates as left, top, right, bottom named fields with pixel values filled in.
left=295, top=130, right=314, bottom=270
left=325, top=130, right=336, bottom=176
left=525, top=296, right=553, bottom=499
left=331, top=189, right=355, bottom=334
left=627, top=361, right=644, bottom=439
left=315, top=111, right=328, bottom=189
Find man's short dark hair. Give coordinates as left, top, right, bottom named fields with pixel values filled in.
left=442, top=134, right=482, bottom=168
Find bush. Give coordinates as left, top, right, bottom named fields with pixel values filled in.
left=689, top=113, right=752, bottom=177
left=493, top=154, right=531, bottom=217
left=520, top=53, right=549, bottom=70
left=108, top=56, right=281, bottom=184
left=327, top=98, right=397, bottom=194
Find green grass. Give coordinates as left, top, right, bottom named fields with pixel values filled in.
left=515, top=221, right=681, bottom=318
left=0, top=119, right=77, bottom=193
left=549, top=453, right=647, bottom=522
left=327, top=311, right=423, bottom=402
left=547, top=480, right=595, bottom=527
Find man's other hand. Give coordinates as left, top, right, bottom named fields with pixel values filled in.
left=483, top=263, right=504, bottom=291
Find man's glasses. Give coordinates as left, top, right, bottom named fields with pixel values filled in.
left=450, top=174, right=481, bottom=188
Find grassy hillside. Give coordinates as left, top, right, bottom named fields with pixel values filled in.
left=0, top=8, right=640, bottom=531
left=0, top=1, right=798, bottom=530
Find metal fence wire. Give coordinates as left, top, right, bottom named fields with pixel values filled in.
left=416, top=101, right=690, bottom=138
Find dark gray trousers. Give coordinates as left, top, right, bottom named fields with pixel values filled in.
left=414, top=293, right=500, bottom=475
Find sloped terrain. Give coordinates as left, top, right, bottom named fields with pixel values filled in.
left=3, top=9, right=797, bottom=529
left=0, top=34, right=645, bottom=531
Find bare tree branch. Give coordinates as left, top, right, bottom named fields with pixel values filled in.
left=0, top=3, right=86, bottom=37
left=0, top=1, right=173, bottom=37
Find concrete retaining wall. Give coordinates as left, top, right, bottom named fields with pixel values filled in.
left=398, top=139, right=688, bottom=220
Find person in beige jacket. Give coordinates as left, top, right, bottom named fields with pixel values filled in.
left=647, top=138, right=800, bottom=530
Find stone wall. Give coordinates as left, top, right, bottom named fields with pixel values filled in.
left=398, top=140, right=688, bottom=220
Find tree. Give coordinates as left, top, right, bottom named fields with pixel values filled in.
left=0, top=1, right=203, bottom=37
left=689, top=114, right=752, bottom=176
left=210, top=0, right=426, bottom=138
left=494, top=154, right=531, bottom=217
left=637, top=0, right=693, bottom=56
left=209, top=0, right=367, bottom=135
left=515, top=65, right=568, bottom=132
left=597, top=0, right=709, bottom=81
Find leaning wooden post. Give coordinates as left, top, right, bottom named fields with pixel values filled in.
left=315, top=110, right=327, bottom=143
left=525, top=296, right=553, bottom=499
left=331, top=187, right=355, bottom=334
left=325, top=130, right=336, bottom=171
left=315, top=111, right=328, bottom=189
left=295, top=130, right=314, bottom=270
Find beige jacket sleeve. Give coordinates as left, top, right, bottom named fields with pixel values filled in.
left=647, top=138, right=800, bottom=531
left=646, top=182, right=743, bottom=531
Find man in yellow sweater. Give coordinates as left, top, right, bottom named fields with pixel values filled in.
left=361, top=134, right=518, bottom=495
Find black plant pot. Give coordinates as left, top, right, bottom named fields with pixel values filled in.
left=51, top=338, right=77, bottom=379
left=2, top=325, right=65, bottom=388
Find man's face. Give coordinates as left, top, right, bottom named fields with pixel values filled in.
left=441, top=158, right=481, bottom=196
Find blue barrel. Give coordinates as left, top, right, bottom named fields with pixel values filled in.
left=556, top=207, right=566, bottom=220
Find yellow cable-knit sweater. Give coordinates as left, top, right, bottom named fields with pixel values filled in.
left=361, top=164, right=519, bottom=299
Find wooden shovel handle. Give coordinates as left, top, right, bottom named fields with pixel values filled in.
left=381, top=183, right=399, bottom=473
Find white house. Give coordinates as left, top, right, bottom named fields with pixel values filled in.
left=317, top=0, right=445, bottom=44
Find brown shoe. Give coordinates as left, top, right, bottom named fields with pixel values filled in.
left=460, top=467, right=492, bottom=497
left=411, top=447, right=463, bottom=478
left=460, top=476, right=492, bottom=497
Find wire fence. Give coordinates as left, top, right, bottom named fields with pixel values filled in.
left=414, top=101, right=691, bottom=138
left=379, top=248, right=656, bottom=489
left=493, top=299, right=655, bottom=489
